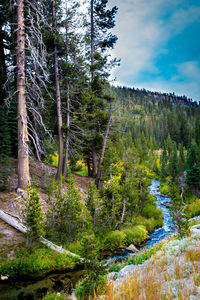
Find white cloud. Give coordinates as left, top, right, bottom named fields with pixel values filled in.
left=107, top=0, right=200, bottom=100
left=122, top=61, right=200, bottom=101
left=175, top=61, right=200, bottom=80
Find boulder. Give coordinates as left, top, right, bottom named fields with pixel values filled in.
left=126, top=244, right=138, bottom=253
left=190, top=224, right=200, bottom=235
left=117, top=265, right=136, bottom=279
left=189, top=216, right=200, bottom=223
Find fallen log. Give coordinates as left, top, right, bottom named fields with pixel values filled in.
left=0, top=210, right=81, bottom=259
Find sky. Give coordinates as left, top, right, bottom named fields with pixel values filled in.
left=108, top=0, right=200, bottom=102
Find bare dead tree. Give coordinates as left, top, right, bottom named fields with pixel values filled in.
left=90, top=0, right=94, bottom=81
left=17, top=0, right=30, bottom=189
left=63, top=0, right=70, bottom=177
left=52, top=0, right=64, bottom=180
left=5, top=0, right=52, bottom=162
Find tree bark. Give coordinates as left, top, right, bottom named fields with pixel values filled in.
left=63, top=0, right=70, bottom=177
left=86, top=158, right=92, bottom=177
left=90, top=0, right=94, bottom=80
left=115, top=197, right=126, bottom=229
left=95, top=101, right=113, bottom=188
left=52, top=0, right=64, bottom=180
left=17, top=0, right=30, bottom=189
left=92, top=144, right=98, bottom=175
left=63, top=81, right=70, bottom=177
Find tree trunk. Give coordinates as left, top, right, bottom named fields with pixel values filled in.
left=95, top=101, right=113, bottom=188
left=52, top=0, right=64, bottom=180
left=86, top=158, right=92, bottom=177
left=63, top=82, right=70, bottom=177
left=92, top=144, right=98, bottom=175
left=115, top=197, right=126, bottom=229
left=63, top=0, right=70, bottom=177
left=17, top=0, right=29, bottom=189
left=91, top=0, right=94, bottom=80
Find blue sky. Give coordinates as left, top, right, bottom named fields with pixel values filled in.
left=108, top=0, right=200, bottom=102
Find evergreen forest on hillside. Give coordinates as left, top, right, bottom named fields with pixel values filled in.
left=0, top=1, right=200, bottom=299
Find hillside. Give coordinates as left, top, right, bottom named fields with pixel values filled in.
left=0, top=158, right=90, bottom=261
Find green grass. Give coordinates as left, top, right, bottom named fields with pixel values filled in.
left=108, top=263, right=121, bottom=272
left=43, top=293, right=69, bottom=300
left=73, top=160, right=88, bottom=176
left=0, top=247, right=80, bottom=278
left=74, top=168, right=88, bottom=177
left=127, top=241, right=166, bottom=265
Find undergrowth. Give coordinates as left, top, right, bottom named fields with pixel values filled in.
left=0, top=247, right=79, bottom=278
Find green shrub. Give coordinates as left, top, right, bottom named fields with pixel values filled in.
left=133, top=216, right=154, bottom=232
left=184, top=199, right=200, bottom=218
left=0, top=247, right=79, bottom=278
left=75, top=274, right=106, bottom=300
left=123, top=225, right=147, bottom=245
left=159, top=182, right=170, bottom=195
left=43, top=293, right=68, bottom=300
left=183, top=189, right=196, bottom=204
left=108, top=263, right=121, bottom=272
left=103, top=231, right=126, bottom=251
left=142, top=204, right=163, bottom=220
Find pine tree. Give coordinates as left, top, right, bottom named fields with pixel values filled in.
left=186, top=141, right=200, bottom=190
left=169, top=183, right=187, bottom=238
left=46, top=174, right=84, bottom=242
left=160, top=143, right=168, bottom=179
left=87, top=0, right=118, bottom=175
left=25, top=185, right=44, bottom=245
left=178, top=143, right=186, bottom=173
left=168, top=143, right=179, bottom=182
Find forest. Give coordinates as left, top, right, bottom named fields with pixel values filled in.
left=0, top=0, right=200, bottom=299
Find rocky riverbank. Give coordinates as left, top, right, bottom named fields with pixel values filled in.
left=103, top=224, right=200, bottom=299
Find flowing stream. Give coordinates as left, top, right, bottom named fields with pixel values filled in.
left=103, top=179, right=176, bottom=265
left=146, top=179, right=175, bottom=247
left=0, top=180, right=175, bottom=299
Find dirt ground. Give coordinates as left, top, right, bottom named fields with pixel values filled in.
left=0, top=158, right=91, bottom=260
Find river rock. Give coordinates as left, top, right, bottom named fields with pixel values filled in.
left=160, top=201, right=172, bottom=208
left=189, top=216, right=200, bottom=223
left=126, top=244, right=138, bottom=253
left=190, top=224, right=200, bottom=235
left=117, top=265, right=136, bottom=279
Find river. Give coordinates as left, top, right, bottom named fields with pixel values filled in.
left=0, top=179, right=175, bottom=299
left=104, top=179, right=175, bottom=265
